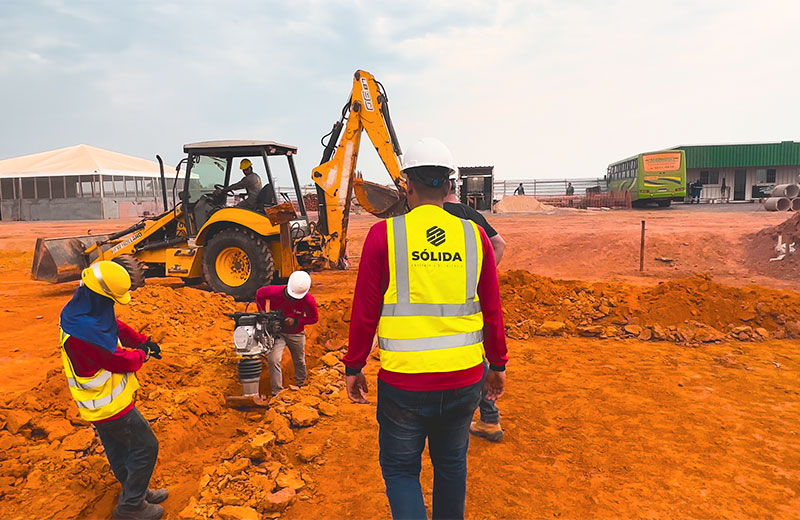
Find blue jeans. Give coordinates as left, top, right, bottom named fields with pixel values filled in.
left=377, top=379, right=482, bottom=520
left=93, top=407, right=159, bottom=509
left=478, top=361, right=500, bottom=424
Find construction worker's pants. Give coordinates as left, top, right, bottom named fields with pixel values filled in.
left=377, top=379, right=481, bottom=520
left=267, top=333, right=307, bottom=395
left=93, top=407, right=159, bottom=510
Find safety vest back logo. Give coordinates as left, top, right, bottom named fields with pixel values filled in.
left=426, top=226, right=446, bottom=246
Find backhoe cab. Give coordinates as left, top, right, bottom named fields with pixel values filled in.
left=33, top=140, right=308, bottom=300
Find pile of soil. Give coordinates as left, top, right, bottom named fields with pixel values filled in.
left=501, top=270, right=800, bottom=344
left=4, top=268, right=800, bottom=517
left=494, top=195, right=554, bottom=213
left=746, top=212, right=800, bottom=277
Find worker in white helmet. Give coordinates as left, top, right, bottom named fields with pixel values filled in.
left=255, top=271, right=318, bottom=395
left=343, top=137, right=508, bottom=519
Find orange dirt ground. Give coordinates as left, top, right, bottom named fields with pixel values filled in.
left=2, top=206, right=800, bottom=519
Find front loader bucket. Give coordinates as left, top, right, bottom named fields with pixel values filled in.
left=354, top=177, right=407, bottom=218
left=32, top=235, right=109, bottom=283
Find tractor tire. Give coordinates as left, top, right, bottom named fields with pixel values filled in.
left=113, top=255, right=146, bottom=290
left=203, top=228, right=274, bottom=300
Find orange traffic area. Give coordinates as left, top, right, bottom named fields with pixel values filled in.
left=2, top=207, right=800, bottom=519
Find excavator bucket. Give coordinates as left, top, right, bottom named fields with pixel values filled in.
left=353, top=177, right=408, bottom=218
left=32, top=235, right=109, bottom=283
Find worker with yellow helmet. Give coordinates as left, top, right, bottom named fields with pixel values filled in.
left=59, top=261, right=167, bottom=520
left=214, top=158, right=266, bottom=210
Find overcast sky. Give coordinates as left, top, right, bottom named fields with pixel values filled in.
left=2, top=0, right=799, bottom=184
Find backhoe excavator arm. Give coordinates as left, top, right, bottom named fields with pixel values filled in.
left=310, top=70, right=407, bottom=267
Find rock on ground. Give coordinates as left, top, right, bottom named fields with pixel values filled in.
left=4, top=410, right=34, bottom=435
left=317, top=402, right=338, bottom=417
left=264, top=487, right=296, bottom=512
left=219, top=505, right=260, bottom=520
left=319, top=353, right=340, bottom=367
left=289, top=405, right=319, bottom=428
left=61, top=429, right=96, bottom=451
left=297, top=444, right=323, bottom=463
left=537, top=321, right=566, bottom=336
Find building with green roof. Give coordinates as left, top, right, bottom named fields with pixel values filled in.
left=675, top=141, right=800, bottom=202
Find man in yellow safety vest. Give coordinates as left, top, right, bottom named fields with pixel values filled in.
left=343, top=137, right=508, bottom=519
left=59, top=261, right=166, bottom=520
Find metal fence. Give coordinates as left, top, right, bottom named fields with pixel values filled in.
left=494, top=178, right=604, bottom=199
left=275, top=185, right=316, bottom=202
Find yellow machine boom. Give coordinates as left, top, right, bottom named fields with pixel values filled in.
left=308, top=70, right=408, bottom=267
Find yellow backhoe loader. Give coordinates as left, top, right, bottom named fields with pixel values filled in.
left=32, top=70, right=408, bottom=298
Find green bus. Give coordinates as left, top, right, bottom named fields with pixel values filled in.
left=606, top=150, right=686, bottom=207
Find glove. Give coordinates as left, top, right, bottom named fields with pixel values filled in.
left=282, top=317, right=297, bottom=329
left=137, top=339, right=162, bottom=360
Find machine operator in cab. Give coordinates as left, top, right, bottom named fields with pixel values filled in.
left=214, top=158, right=265, bottom=210
left=343, top=137, right=508, bottom=520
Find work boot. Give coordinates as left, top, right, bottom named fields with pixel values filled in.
left=470, top=420, right=504, bottom=442
left=146, top=488, right=169, bottom=504
left=112, top=502, right=164, bottom=520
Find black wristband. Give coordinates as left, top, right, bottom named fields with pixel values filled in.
left=489, top=363, right=506, bottom=372
left=345, top=366, right=362, bottom=376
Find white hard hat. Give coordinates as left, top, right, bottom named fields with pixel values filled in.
left=287, top=270, right=311, bottom=299
left=401, top=137, right=455, bottom=174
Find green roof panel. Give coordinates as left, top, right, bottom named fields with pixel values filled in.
left=677, top=141, right=800, bottom=168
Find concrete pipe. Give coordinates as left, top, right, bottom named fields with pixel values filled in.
left=764, top=197, right=791, bottom=211
left=792, top=198, right=800, bottom=212
left=772, top=184, right=800, bottom=198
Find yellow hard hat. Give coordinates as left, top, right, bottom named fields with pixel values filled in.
left=240, top=159, right=252, bottom=170
left=81, top=261, right=132, bottom=305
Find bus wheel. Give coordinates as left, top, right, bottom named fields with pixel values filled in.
left=657, top=200, right=671, bottom=208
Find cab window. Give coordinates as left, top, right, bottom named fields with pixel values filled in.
left=186, top=155, right=226, bottom=202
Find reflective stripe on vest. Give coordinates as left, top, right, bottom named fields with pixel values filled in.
left=377, top=205, right=485, bottom=374
left=379, top=330, right=484, bottom=352
left=74, top=374, right=129, bottom=409
left=66, top=370, right=112, bottom=390
left=59, top=328, right=139, bottom=421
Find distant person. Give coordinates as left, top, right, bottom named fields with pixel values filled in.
left=690, top=180, right=703, bottom=204
left=566, top=182, right=575, bottom=196
left=720, top=177, right=729, bottom=202
left=513, top=183, right=525, bottom=196
left=445, top=180, right=506, bottom=265
left=256, top=271, right=318, bottom=396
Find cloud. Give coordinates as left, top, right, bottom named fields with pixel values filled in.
left=0, top=0, right=799, bottom=185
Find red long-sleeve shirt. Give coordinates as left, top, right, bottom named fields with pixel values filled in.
left=344, top=216, right=508, bottom=391
left=63, top=320, right=146, bottom=423
left=255, top=285, right=319, bottom=334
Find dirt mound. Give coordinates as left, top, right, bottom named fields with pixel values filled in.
left=745, top=213, right=800, bottom=277
left=494, top=195, right=554, bottom=213
left=501, top=270, right=800, bottom=343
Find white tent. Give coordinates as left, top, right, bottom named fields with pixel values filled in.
left=0, top=144, right=171, bottom=221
